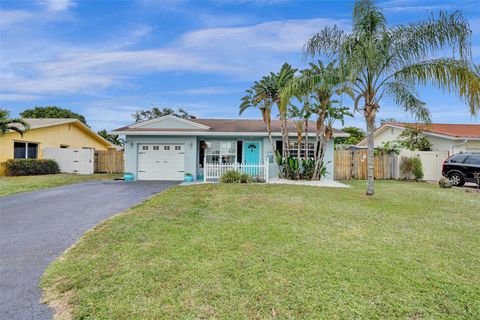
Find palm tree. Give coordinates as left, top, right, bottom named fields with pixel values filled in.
left=240, top=82, right=275, bottom=155
left=98, top=129, right=125, bottom=146
left=0, top=109, right=29, bottom=136
left=288, top=105, right=306, bottom=160
left=283, top=61, right=351, bottom=179
left=240, top=63, right=297, bottom=161
left=305, top=0, right=479, bottom=195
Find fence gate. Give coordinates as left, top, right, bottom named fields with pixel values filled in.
left=94, top=150, right=124, bottom=173
left=397, top=151, right=449, bottom=181
left=43, top=148, right=94, bottom=174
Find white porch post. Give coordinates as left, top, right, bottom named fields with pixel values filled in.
left=265, top=157, right=269, bottom=182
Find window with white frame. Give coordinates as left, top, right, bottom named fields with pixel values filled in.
left=205, top=141, right=237, bottom=163
left=288, top=141, right=315, bottom=158
left=14, top=142, right=38, bottom=159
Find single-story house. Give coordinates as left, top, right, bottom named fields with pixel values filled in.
left=112, top=115, right=348, bottom=181
left=0, top=118, right=115, bottom=175
left=357, top=122, right=480, bottom=154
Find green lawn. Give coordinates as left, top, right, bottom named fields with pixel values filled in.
left=0, top=173, right=121, bottom=196
left=41, top=181, right=480, bottom=319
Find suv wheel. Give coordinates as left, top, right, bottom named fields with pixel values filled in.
left=448, top=172, right=465, bottom=187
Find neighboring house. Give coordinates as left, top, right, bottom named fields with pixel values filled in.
left=357, top=122, right=480, bottom=154
left=0, top=118, right=115, bottom=175
left=112, top=115, right=348, bottom=181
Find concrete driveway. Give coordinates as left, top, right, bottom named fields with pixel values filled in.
left=0, top=180, right=178, bottom=320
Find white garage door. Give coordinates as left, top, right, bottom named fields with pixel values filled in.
left=137, top=144, right=185, bottom=180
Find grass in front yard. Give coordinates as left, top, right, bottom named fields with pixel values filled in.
left=0, top=173, right=121, bottom=196
left=41, top=181, right=480, bottom=319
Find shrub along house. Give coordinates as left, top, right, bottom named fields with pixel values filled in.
left=0, top=118, right=115, bottom=175
left=112, top=115, right=348, bottom=181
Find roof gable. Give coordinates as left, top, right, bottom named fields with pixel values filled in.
left=129, top=115, right=210, bottom=130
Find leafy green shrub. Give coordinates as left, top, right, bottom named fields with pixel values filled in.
left=220, top=170, right=254, bottom=183
left=286, top=156, right=300, bottom=179
left=399, top=157, right=423, bottom=181
left=302, top=158, right=315, bottom=180
left=220, top=170, right=242, bottom=183
left=411, top=158, right=424, bottom=180
left=5, top=159, right=60, bottom=176
left=219, top=170, right=251, bottom=184
left=240, top=173, right=253, bottom=183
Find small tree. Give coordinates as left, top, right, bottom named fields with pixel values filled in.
left=335, top=126, right=365, bottom=145
left=98, top=129, right=125, bottom=146
left=21, top=106, right=87, bottom=125
left=396, top=126, right=432, bottom=151
left=133, top=107, right=195, bottom=123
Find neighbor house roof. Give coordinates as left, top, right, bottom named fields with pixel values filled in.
left=357, top=122, right=480, bottom=146
left=18, top=118, right=115, bottom=148
left=387, top=122, right=480, bottom=138
left=113, top=116, right=349, bottom=137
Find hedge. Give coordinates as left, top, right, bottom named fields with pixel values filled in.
left=5, top=159, right=60, bottom=176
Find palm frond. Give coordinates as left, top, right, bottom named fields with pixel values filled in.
left=389, top=11, right=471, bottom=68
left=395, top=58, right=480, bottom=115
left=383, top=82, right=431, bottom=122
left=304, top=25, right=346, bottom=59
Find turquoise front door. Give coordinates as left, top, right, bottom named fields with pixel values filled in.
left=244, top=142, right=260, bottom=164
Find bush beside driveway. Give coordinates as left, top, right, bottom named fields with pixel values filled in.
left=41, top=181, right=480, bottom=319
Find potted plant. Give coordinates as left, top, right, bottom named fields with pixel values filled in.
left=184, top=172, right=194, bottom=182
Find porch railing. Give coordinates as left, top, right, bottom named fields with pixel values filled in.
left=204, top=158, right=269, bottom=182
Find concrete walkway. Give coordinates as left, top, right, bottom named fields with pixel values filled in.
left=0, top=180, right=178, bottom=320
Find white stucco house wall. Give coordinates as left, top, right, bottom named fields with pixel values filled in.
left=112, top=115, right=348, bottom=181
left=357, top=122, right=480, bottom=154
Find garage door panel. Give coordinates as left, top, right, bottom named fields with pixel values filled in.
left=138, top=144, right=185, bottom=180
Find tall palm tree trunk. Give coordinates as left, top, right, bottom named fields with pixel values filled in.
left=304, top=120, right=309, bottom=159
left=312, top=120, right=326, bottom=180
left=365, top=107, right=376, bottom=196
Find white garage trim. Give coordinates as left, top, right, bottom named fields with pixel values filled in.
left=137, top=143, right=185, bottom=180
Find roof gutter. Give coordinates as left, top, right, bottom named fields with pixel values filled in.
left=450, top=139, right=468, bottom=154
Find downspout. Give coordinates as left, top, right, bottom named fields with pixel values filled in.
left=449, top=139, right=468, bottom=155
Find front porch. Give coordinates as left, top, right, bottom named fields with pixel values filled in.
left=197, top=139, right=272, bottom=181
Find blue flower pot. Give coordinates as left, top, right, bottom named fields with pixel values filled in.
left=184, top=175, right=194, bottom=182
left=124, top=173, right=134, bottom=181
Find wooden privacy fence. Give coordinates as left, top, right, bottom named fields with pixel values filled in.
left=334, top=150, right=397, bottom=180
left=94, top=150, right=124, bottom=173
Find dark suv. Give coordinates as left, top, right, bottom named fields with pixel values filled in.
left=442, top=152, right=480, bottom=187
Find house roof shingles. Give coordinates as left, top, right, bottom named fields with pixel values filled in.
left=388, top=122, right=480, bottom=138
left=114, top=118, right=346, bottom=135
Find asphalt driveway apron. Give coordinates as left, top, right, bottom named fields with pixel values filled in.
left=0, top=180, right=178, bottom=320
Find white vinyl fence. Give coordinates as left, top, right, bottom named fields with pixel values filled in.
left=204, top=159, right=269, bottom=182
left=396, top=150, right=449, bottom=181
left=44, top=147, right=94, bottom=174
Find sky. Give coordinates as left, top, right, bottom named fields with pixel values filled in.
left=1, top=0, right=479, bottom=132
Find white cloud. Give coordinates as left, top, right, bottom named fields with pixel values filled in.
left=0, top=93, right=43, bottom=102
left=39, top=0, right=75, bottom=12
left=1, top=17, right=348, bottom=96
left=0, top=10, right=33, bottom=27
